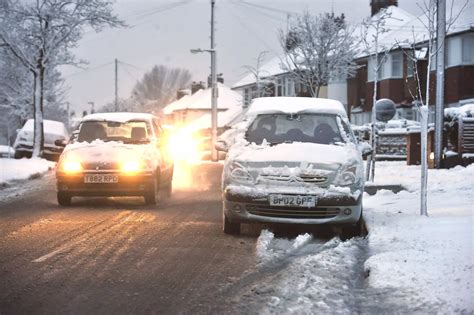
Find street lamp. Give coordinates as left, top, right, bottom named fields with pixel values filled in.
left=190, top=48, right=218, bottom=162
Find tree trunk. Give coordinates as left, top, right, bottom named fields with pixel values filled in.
left=31, top=65, right=44, bottom=158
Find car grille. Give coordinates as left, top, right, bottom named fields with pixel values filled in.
left=259, top=174, right=328, bottom=184
left=82, top=162, right=120, bottom=170
left=246, top=205, right=340, bottom=219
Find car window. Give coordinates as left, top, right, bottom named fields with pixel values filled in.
left=77, top=120, right=150, bottom=144
left=338, top=117, right=357, bottom=144
left=246, top=113, right=344, bottom=145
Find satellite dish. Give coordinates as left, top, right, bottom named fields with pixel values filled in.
left=375, top=98, right=396, bottom=122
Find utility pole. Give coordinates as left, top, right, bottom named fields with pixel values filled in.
left=434, top=0, right=446, bottom=169
left=66, top=102, right=70, bottom=131
left=115, top=58, right=118, bottom=112
left=210, top=0, right=218, bottom=162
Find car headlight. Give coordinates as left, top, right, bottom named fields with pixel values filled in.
left=334, top=164, right=359, bottom=186
left=121, top=160, right=142, bottom=174
left=62, top=160, right=83, bottom=173
left=228, top=161, right=253, bottom=183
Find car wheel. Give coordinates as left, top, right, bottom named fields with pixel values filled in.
left=144, top=171, right=160, bottom=205
left=164, top=179, right=172, bottom=197
left=14, top=151, right=24, bottom=159
left=57, top=192, right=72, bottom=206
left=223, top=214, right=240, bottom=235
left=342, top=210, right=366, bottom=239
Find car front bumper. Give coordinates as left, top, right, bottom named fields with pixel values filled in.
left=223, top=185, right=362, bottom=225
left=56, top=171, right=154, bottom=197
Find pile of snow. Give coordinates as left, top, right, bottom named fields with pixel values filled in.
left=0, top=158, right=55, bottom=185
left=248, top=161, right=473, bottom=313
left=445, top=104, right=474, bottom=120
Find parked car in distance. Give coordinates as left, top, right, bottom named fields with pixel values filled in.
left=55, top=112, right=174, bottom=206
left=216, top=97, right=371, bottom=235
left=0, top=145, right=14, bottom=158
left=13, top=119, right=69, bottom=161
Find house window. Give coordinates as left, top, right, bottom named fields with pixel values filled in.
left=276, top=78, right=283, bottom=96
left=406, top=51, right=414, bottom=77
left=391, top=52, right=403, bottom=77
left=462, top=34, right=474, bottom=64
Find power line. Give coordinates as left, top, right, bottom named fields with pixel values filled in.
left=231, top=1, right=288, bottom=24
left=237, top=0, right=299, bottom=16
left=224, top=3, right=279, bottom=54
left=63, top=61, right=114, bottom=78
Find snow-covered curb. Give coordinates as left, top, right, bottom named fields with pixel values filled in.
left=363, top=162, right=474, bottom=313
left=0, top=158, right=55, bottom=186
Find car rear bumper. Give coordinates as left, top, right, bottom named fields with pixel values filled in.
left=15, top=144, right=62, bottom=156
left=223, top=188, right=362, bottom=225
left=56, top=172, right=154, bottom=196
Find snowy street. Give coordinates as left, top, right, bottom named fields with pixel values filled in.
left=0, top=160, right=472, bottom=313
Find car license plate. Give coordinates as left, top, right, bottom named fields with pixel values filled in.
left=84, top=174, right=118, bottom=184
left=269, top=195, right=316, bottom=207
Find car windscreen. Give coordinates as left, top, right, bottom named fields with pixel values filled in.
left=77, top=120, right=151, bottom=144
left=246, top=113, right=344, bottom=145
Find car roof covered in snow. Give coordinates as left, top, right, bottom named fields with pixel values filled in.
left=81, top=112, right=155, bottom=123
left=22, top=119, right=67, bottom=134
left=246, top=97, right=347, bottom=118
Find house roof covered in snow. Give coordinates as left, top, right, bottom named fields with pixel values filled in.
left=186, top=106, right=245, bottom=131
left=163, top=83, right=243, bottom=114
left=232, top=55, right=287, bottom=89
left=232, top=4, right=474, bottom=88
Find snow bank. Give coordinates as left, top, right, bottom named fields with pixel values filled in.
left=445, top=103, right=474, bottom=120
left=0, top=158, right=55, bottom=185
left=363, top=162, right=474, bottom=313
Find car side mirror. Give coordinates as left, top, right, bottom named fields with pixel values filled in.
left=55, top=139, right=68, bottom=147
left=358, top=142, right=373, bottom=158
left=215, top=139, right=229, bottom=152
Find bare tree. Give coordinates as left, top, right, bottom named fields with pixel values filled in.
left=0, top=0, right=125, bottom=158
left=400, top=0, right=468, bottom=216
left=132, top=65, right=192, bottom=112
left=241, top=51, right=275, bottom=100
left=279, top=11, right=357, bottom=98
left=360, top=8, right=402, bottom=182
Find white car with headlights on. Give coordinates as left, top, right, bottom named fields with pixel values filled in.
left=216, top=97, right=371, bottom=235
left=55, top=113, right=173, bottom=206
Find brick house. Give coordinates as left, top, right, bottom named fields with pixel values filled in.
left=232, top=0, right=474, bottom=125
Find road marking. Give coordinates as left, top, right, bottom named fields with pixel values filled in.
left=31, top=211, right=135, bottom=263
left=32, top=248, right=65, bottom=263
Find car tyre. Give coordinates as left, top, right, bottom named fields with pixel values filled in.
left=223, top=214, right=240, bottom=235
left=57, top=192, right=72, bottom=206
left=342, top=209, right=366, bottom=239
left=144, top=171, right=160, bottom=205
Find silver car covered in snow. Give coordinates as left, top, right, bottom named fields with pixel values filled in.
left=216, top=97, right=370, bottom=235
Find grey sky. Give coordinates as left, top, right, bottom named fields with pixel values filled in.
left=62, top=0, right=422, bottom=113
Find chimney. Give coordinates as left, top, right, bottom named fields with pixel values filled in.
left=207, top=74, right=224, bottom=87
left=371, top=0, right=398, bottom=16
left=191, top=81, right=206, bottom=94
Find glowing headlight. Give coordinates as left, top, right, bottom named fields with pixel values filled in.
left=121, top=161, right=142, bottom=173
left=334, top=165, right=359, bottom=186
left=62, top=161, right=83, bottom=173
